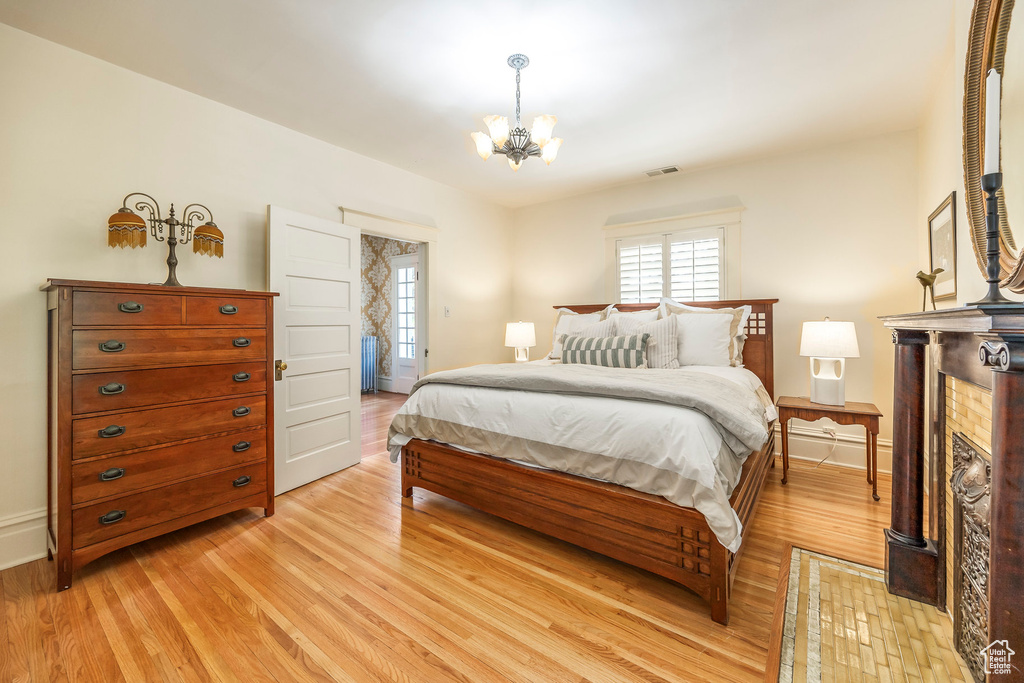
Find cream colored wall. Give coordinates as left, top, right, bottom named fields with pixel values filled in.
left=0, top=23, right=513, bottom=568
left=512, top=131, right=921, bottom=452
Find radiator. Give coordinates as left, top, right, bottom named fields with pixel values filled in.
left=361, top=336, right=378, bottom=393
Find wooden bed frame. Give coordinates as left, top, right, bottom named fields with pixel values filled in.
left=401, top=299, right=778, bottom=625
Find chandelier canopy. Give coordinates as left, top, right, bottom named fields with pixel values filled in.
left=471, top=54, right=562, bottom=172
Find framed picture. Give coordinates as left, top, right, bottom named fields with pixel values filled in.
left=928, top=192, right=957, bottom=301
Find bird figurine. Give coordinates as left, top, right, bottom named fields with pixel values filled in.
left=916, top=268, right=944, bottom=311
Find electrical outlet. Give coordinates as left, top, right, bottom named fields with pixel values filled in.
left=444, top=306, right=451, bottom=318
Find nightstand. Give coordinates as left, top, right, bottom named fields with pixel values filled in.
left=775, top=396, right=883, bottom=501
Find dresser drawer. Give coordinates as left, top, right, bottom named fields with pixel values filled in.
left=72, top=395, right=267, bottom=459
left=72, top=328, right=266, bottom=370
left=72, top=362, right=267, bottom=414
left=184, top=296, right=266, bottom=326
left=72, top=291, right=183, bottom=327
left=72, top=463, right=267, bottom=549
left=72, top=429, right=266, bottom=504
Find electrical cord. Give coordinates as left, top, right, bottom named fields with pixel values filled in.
left=813, top=427, right=839, bottom=468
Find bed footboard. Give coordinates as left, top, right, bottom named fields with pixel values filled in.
left=401, top=428, right=776, bottom=626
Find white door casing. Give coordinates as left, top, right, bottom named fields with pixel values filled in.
left=391, top=253, right=419, bottom=394
left=268, top=206, right=361, bottom=495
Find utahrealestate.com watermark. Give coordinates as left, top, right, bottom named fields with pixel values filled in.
left=983, top=640, right=1016, bottom=676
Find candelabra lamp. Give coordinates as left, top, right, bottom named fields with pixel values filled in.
left=107, top=192, right=224, bottom=286
left=968, top=172, right=1013, bottom=306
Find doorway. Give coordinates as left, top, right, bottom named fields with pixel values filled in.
left=359, top=234, right=424, bottom=394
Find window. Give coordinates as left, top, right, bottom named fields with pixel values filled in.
left=616, top=226, right=725, bottom=303
left=396, top=265, right=416, bottom=359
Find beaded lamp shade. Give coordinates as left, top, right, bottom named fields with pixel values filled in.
left=107, top=208, right=148, bottom=249
left=106, top=191, right=224, bottom=286
left=193, top=222, right=224, bottom=258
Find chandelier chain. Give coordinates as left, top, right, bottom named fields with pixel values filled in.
left=515, top=68, right=521, bottom=127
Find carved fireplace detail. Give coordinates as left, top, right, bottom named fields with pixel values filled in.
left=950, top=432, right=991, bottom=683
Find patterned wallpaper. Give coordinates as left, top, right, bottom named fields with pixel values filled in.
left=361, top=234, right=418, bottom=379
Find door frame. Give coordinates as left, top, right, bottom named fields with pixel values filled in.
left=390, top=252, right=421, bottom=394
left=339, top=206, right=437, bottom=380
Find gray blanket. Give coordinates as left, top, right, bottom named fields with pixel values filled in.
left=399, top=363, right=769, bottom=457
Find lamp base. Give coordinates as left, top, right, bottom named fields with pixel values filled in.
left=513, top=347, right=530, bottom=363
left=809, top=357, right=846, bottom=406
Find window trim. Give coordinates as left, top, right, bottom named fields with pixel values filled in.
left=605, top=208, right=742, bottom=303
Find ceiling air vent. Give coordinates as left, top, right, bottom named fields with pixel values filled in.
left=644, top=166, right=680, bottom=178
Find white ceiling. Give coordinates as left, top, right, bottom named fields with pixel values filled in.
left=0, top=0, right=953, bottom=208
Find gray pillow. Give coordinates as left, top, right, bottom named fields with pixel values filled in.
left=560, top=333, right=650, bottom=368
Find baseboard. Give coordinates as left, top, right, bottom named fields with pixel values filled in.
left=0, top=507, right=47, bottom=570
left=377, top=376, right=393, bottom=392
left=774, top=423, right=893, bottom=474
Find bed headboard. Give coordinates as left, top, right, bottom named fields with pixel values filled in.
left=553, top=299, right=778, bottom=398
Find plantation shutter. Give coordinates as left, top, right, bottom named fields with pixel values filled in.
left=615, top=226, right=726, bottom=302
left=669, top=231, right=723, bottom=301
left=617, top=237, right=664, bottom=303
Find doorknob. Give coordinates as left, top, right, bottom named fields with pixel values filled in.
left=275, top=359, right=288, bottom=381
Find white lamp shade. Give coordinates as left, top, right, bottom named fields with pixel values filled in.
left=471, top=131, right=493, bottom=160
left=507, top=157, right=523, bottom=172
left=799, top=319, right=860, bottom=358
left=540, top=138, right=562, bottom=165
left=505, top=321, right=536, bottom=348
left=530, top=115, right=557, bottom=146
left=483, top=115, right=509, bottom=148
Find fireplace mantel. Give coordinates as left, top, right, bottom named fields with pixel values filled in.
left=880, top=304, right=1024, bottom=679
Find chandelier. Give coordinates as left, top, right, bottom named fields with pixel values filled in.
left=471, top=54, right=562, bottom=172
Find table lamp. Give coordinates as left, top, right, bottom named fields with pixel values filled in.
left=799, top=318, right=860, bottom=406
left=505, top=321, right=536, bottom=362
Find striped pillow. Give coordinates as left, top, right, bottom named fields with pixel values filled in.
left=560, top=333, right=650, bottom=368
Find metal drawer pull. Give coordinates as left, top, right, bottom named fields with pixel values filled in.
left=99, top=510, right=126, bottom=525
left=219, top=304, right=238, bottom=315
left=98, top=424, right=125, bottom=438
left=99, top=382, right=126, bottom=396
left=232, top=475, right=252, bottom=488
left=233, top=337, right=251, bottom=347
left=99, top=467, right=125, bottom=482
left=233, top=372, right=251, bottom=382
left=99, top=340, right=126, bottom=353
left=233, top=441, right=251, bottom=452
left=233, top=406, right=250, bottom=417
left=118, top=301, right=144, bottom=313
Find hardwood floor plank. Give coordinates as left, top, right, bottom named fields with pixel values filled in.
left=0, top=391, right=896, bottom=682
left=81, top=561, right=169, bottom=682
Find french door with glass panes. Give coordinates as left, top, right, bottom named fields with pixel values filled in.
left=392, top=253, right=419, bottom=394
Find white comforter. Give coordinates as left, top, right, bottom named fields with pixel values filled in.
left=388, top=362, right=775, bottom=552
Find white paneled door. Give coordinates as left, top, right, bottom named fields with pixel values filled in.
left=268, top=206, right=361, bottom=495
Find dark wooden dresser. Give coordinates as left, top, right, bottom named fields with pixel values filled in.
left=43, top=279, right=277, bottom=590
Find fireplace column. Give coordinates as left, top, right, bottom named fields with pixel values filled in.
left=885, top=329, right=940, bottom=604
left=980, top=339, right=1024, bottom=666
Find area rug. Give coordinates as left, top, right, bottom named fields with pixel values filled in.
left=766, top=546, right=974, bottom=682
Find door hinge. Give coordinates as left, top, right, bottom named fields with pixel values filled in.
left=424, top=348, right=428, bottom=357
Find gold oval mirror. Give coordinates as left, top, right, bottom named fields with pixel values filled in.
left=964, top=0, right=1024, bottom=291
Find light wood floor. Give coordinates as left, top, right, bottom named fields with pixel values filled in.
left=1, top=391, right=891, bottom=682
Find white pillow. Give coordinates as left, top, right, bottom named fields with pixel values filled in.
left=672, top=312, right=734, bottom=366
left=578, top=318, right=616, bottom=338
left=548, top=309, right=603, bottom=359
left=608, top=309, right=659, bottom=326
left=660, top=298, right=751, bottom=366
left=614, top=315, right=679, bottom=369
